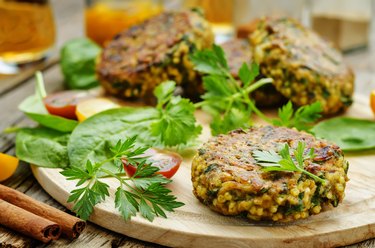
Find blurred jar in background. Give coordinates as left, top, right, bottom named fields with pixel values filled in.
left=85, top=0, right=163, bottom=47
left=0, top=0, right=55, bottom=74
left=233, top=0, right=310, bottom=38
left=183, top=0, right=234, bottom=42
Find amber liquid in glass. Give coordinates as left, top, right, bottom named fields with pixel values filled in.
left=85, top=0, right=162, bottom=47
left=0, top=0, right=55, bottom=64
left=184, top=0, right=234, bottom=41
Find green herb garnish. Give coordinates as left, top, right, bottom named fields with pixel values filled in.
left=191, top=44, right=273, bottom=135
left=61, top=136, right=184, bottom=221
left=253, top=141, right=325, bottom=184
left=273, top=101, right=323, bottom=131
left=151, top=81, right=202, bottom=146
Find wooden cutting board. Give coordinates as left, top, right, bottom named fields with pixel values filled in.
left=31, top=96, right=375, bottom=248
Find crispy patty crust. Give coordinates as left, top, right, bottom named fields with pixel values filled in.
left=192, top=126, right=349, bottom=222
left=221, top=38, right=286, bottom=107
left=249, top=18, right=354, bottom=115
left=96, top=10, right=214, bottom=103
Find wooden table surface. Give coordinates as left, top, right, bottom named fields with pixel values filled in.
left=1, top=0, right=375, bottom=247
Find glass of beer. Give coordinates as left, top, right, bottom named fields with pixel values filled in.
left=0, top=0, right=56, bottom=74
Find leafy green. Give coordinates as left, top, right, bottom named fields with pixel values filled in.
left=152, top=82, right=201, bottom=146
left=18, top=72, right=78, bottom=132
left=238, top=62, right=259, bottom=87
left=61, top=137, right=184, bottom=222
left=192, top=45, right=273, bottom=135
left=68, top=107, right=158, bottom=172
left=312, top=117, right=375, bottom=151
left=190, top=44, right=229, bottom=76
left=273, top=101, right=322, bottom=131
left=60, top=38, right=101, bottom=89
left=68, top=81, right=201, bottom=173
left=253, top=141, right=325, bottom=184
left=210, top=108, right=250, bottom=136
left=15, top=127, right=70, bottom=168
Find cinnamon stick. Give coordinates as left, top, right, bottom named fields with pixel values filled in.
left=0, top=200, right=61, bottom=243
left=0, top=184, right=86, bottom=239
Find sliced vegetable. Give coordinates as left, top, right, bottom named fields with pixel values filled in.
left=16, top=127, right=70, bottom=168
left=370, top=90, right=375, bottom=115
left=0, top=153, right=19, bottom=182
left=75, top=97, right=120, bottom=122
left=43, top=90, right=92, bottom=119
left=312, top=117, right=375, bottom=151
left=122, top=148, right=182, bottom=179
left=19, top=72, right=78, bottom=133
left=60, top=38, right=101, bottom=89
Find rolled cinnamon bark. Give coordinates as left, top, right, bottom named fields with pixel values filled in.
left=0, top=200, right=61, bottom=243
left=0, top=184, right=86, bottom=239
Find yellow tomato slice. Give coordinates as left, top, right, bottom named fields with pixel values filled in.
left=0, top=153, right=19, bottom=182
left=371, top=91, right=375, bottom=115
left=76, top=97, right=120, bottom=122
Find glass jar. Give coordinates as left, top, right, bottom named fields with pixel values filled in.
left=85, top=0, right=163, bottom=47
left=0, top=0, right=56, bottom=74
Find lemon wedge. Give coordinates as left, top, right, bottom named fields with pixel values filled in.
left=76, top=97, right=120, bottom=122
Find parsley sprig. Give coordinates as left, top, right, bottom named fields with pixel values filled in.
left=61, top=136, right=184, bottom=221
left=190, top=45, right=322, bottom=135
left=253, top=141, right=326, bottom=184
left=273, top=101, right=323, bottom=131
left=151, top=81, right=202, bottom=147
left=191, top=44, right=273, bottom=135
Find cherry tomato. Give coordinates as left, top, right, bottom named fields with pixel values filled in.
left=122, top=148, right=182, bottom=179
left=43, top=91, right=92, bottom=119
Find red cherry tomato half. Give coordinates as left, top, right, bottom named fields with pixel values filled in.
left=43, top=91, right=92, bottom=119
left=122, top=148, right=182, bottom=179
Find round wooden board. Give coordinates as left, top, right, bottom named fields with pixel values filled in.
left=31, top=96, right=375, bottom=248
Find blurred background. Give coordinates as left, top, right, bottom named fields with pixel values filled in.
left=0, top=0, right=374, bottom=77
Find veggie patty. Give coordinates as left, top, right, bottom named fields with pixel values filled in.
left=192, top=126, right=349, bottom=222
left=249, top=17, right=354, bottom=115
left=221, top=38, right=286, bottom=107
left=96, top=10, right=214, bottom=103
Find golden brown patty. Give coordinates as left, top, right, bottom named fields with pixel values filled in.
left=221, top=38, right=286, bottom=107
left=249, top=17, right=354, bottom=115
left=96, top=10, right=214, bottom=103
left=192, top=126, right=349, bottom=222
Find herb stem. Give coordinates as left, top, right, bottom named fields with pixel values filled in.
left=35, top=71, right=47, bottom=98
left=247, top=100, right=273, bottom=123
left=99, top=168, right=143, bottom=194
left=299, top=169, right=326, bottom=184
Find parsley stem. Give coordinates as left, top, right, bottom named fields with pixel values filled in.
left=99, top=168, right=142, bottom=193
left=244, top=78, right=273, bottom=95
left=300, top=169, right=326, bottom=184
left=247, top=100, right=273, bottom=123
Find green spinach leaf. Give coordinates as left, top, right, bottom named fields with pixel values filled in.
left=16, top=127, right=70, bottom=168
left=68, top=107, right=159, bottom=172
left=18, top=73, right=78, bottom=133
left=312, top=117, right=375, bottom=151
left=60, top=38, right=101, bottom=89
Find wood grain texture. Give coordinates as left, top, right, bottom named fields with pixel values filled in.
left=0, top=0, right=375, bottom=246
left=30, top=96, right=375, bottom=248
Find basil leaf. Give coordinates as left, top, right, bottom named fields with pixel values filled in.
left=16, top=127, right=70, bottom=168
left=312, top=117, right=375, bottom=151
